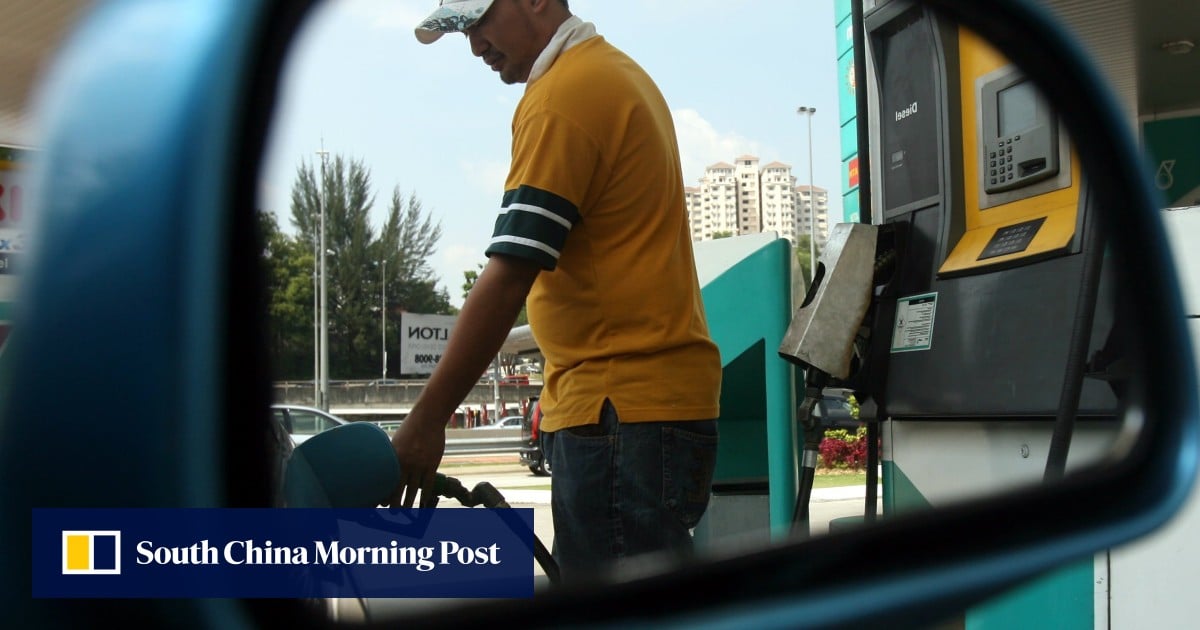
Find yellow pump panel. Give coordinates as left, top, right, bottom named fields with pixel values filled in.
left=939, top=28, right=1082, bottom=276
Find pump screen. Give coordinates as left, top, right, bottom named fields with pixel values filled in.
left=980, top=70, right=1060, bottom=195
left=998, top=81, right=1038, bottom=137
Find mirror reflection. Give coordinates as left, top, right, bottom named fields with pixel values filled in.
left=255, top=0, right=1178, bottom=617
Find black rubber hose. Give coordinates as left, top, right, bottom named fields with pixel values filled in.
left=1044, top=208, right=1107, bottom=482
left=792, top=370, right=829, bottom=535
left=435, top=474, right=561, bottom=585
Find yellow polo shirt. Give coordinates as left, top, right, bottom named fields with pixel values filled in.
left=485, top=36, right=721, bottom=431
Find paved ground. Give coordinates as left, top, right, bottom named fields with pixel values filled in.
left=437, top=453, right=875, bottom=504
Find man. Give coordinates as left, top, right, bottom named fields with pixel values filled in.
left=394, top=0, right=722, bottom=581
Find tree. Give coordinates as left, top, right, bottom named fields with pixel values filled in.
left=380, top=188, right=452, bottom=316
left=272, top=154, right=452, bottom=380
left=461, top=263, right=483, bottom=303
left=259, top=210, right=316, bottom=379
left=795, top=234, right=823, bottom=292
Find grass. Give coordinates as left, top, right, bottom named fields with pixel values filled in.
left=812, top=470, right=868, bottom=488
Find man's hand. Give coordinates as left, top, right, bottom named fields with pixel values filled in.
left=384, top=253, right=540, bottom=508
left=389, top=411, right=447, bottom=508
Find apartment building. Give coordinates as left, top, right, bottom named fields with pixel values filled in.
left=687, top=156, right=828, bottom=248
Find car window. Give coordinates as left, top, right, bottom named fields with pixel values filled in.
left=273, top=409, right=293, bottom=433
left=288, top=410, right=323, bottom=435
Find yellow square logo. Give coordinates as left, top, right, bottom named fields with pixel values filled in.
left=61, top=531, right=121, bottom=575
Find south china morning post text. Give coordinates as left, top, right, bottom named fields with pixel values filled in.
left=32, top=508, right=535, bottom=598
left=133, top=537, right=500, bottom=573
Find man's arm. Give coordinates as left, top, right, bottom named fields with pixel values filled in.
left=388, top=253, right=541, bottom=507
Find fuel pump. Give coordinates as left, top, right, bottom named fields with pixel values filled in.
left=778, top=0, right=1131, bottom=545
left=814, top=0, right=1130, bottom=625
left=858, top=0, right=1126, bottom=515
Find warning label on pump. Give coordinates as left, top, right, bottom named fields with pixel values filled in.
left=891, top=292, right=937, bottom=352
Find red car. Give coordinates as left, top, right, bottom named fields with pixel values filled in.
left=518, top=397, right=550, bottom=477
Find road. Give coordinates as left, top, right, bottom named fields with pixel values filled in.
left=353, top=455, right=874, bottom=621
left=434, top=454, right=874, bottom=578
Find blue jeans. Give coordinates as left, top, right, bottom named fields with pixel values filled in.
left=543, top=399, right=718, bottom=583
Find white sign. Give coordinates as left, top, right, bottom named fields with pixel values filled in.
left=399, top=312, right=457, bottom=375
left=891, top=292, right=937, bottom=353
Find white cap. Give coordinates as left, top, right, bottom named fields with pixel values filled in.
left=414, top=0, right=496, bottom=44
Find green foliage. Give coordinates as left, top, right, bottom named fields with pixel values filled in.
left=794, top=234, right=823, bottom=288
left=461, top=264, right=482, bottom=303
left=261, top=154, right=453, bottom=380
left=259, top=211, right=316, bottom=380
left=818, top=426, right=869, bottom=470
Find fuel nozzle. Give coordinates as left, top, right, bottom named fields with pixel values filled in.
left=433, top=473, right=511, bottom=509
left=778, top=223, right=879, bottom=379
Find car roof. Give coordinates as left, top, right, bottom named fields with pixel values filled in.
left=271, top=404, right=346, bottom=419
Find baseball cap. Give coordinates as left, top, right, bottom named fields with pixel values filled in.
left=414, top=0, right=496, bottom=44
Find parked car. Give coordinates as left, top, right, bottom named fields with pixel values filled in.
left=271, top=404, right=349, bottom=445
left=266, top=405, right=296, bottom=508
left=519, top=398, right=550, bottom=477
left=474, top=415, right=523, bottom=430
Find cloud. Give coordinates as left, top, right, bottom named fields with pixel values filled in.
left=672, top=108, right=763, bottom=185
left=460, top=159, right=510, bottom=197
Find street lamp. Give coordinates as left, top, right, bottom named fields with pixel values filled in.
left=312, top=229, right=319, bottom=407
left=378, top=259, right=387, bottom=382
left=317, top=147, right=330, bottom=411
left=797, top=106, right=817, bottom=283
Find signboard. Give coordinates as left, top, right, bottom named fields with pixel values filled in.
left=1143, top=115, right=1200, bottom=206
left=399, top=312, right=457, bottom=375
left=0, top=146, right=29, bottom=279
left=891, top=292, right=938, bottom=353
left=0, top=145, right=32, bottom=357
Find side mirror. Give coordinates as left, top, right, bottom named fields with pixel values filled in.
left=0, top=0, right=1194, bottom=628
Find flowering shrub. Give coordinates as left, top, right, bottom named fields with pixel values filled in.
left=818, top=427, right=869, bottom=470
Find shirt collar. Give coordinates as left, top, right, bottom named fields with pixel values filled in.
left=527, top=16, right=598, bottom=85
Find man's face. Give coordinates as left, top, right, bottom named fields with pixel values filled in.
left=464, top=0, right=543, bottom=84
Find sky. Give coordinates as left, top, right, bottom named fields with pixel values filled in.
left=259, top=0, right=846, bottom=308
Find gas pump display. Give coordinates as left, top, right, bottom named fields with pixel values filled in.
left=983, top=76, right=1060, bottom=194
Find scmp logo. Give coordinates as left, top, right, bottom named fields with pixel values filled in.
left=62, top=531, right=121, bottom=575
